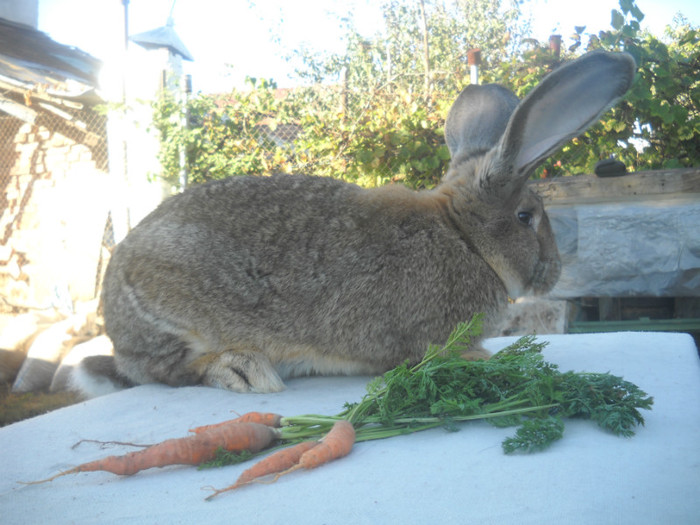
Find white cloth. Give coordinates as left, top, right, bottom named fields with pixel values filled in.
left=1, top=332, right=699, bottom=525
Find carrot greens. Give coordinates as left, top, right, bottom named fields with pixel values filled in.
left=203, top=314, right=653, bottom=472
left=268, top=314, right=653, bottom=455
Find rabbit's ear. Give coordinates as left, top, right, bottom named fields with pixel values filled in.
left=444, top=84, right=520, bottom=162
left=493, top=51, right=636, bottom=191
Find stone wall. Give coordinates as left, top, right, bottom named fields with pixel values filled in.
left=0, top=106, right=111, bottom=312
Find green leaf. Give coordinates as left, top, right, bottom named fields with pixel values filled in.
left=611, top=9, right=625, bottom=30
left=502, top=417, right=565, bottom=454
left=679, top=30, right=697, bottom=46
left=436, top=145, right=451, bottom=160
left=630, top=4, right=645, bottom=22
left=671, top=105, right=688, bottom=122
left=356, top=149, right=375, bottom=164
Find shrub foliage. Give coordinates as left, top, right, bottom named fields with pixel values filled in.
left=152, top=0, right=699, bottom=190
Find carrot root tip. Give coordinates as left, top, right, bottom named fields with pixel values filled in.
left=18, top=469, right=75, bottom=485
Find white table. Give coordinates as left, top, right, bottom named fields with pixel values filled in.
left=1, top=332, right=699, bottom=525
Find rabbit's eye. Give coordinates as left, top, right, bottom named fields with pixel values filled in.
left=517, top=211, right=533, bottom=227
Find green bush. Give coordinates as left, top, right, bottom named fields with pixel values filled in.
left=152, top=0, right=698, bottom=190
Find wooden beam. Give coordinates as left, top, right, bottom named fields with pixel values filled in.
left=0, top=93, right=37, bottom=124
left=531, top=168, right=700, bottom=205
left=0, top=77, right=85, bottom=110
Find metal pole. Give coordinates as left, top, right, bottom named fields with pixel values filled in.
left=179, top=74, right=191, bottom=191
left=121, top=0, right=131, bottom=230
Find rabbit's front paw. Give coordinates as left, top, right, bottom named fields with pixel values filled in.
left=461, top=346, right=492, bottom=361
left=197, top=350, right=286, bottom=393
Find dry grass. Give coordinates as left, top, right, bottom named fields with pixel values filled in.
left=0, top=385, right=80, bottom=427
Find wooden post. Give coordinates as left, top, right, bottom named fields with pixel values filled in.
left=468, top=49, right=481, bottom=85
left=549, top=35, right=562, bottom=59
left=340, top=65, right=348, bottom=121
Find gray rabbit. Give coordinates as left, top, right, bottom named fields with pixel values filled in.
left=84, top=51, right=635, bottom=394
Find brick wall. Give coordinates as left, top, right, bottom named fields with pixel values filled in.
left=0, top=105, right=111, bottom=312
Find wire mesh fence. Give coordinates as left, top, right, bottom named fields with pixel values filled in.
left=0, top=89, right=111, bottom=312
left=155, top=75, right=628, bottom=196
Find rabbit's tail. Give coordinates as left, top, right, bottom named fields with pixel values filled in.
left=70, top=355, right=135, bottom=399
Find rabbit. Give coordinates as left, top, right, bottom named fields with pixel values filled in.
left=81, top=50, right=635, bottom=395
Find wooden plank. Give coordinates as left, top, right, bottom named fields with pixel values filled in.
left=0, top=78, right=85, bottom=110
left=0, top=93, right=37, bottom=124
left=530, top=168, right=700, bottom=205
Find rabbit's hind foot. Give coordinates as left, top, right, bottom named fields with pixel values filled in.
left=190, top=349, right=286, bottom=393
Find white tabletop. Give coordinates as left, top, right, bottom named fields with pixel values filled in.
left=1, top=331, right=699, bottom=525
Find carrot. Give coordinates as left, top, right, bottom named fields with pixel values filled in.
left=189, top=412, right=283, bottom=434
left=21, top=422, right=278, bottom=485
left=205, top=440, right=318, bottom=500
left=270, top=420, right=355, bottom=483
left=295, top=420, right=355, bottom=470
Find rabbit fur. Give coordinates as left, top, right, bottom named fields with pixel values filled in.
left=84, top=51, right=635, bottom=395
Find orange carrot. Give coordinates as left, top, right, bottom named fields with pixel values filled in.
left=270, top=420, right=355, bottom=483
left=205, top=440, right=318, bottom=500
left=21, top=422, right=278, bottom=485
left=296, top=420, right=355, bottom=470
left=189, top=412, right=283, bottom=434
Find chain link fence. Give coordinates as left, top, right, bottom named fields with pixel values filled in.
left=162, top=78, right=623, bottom=194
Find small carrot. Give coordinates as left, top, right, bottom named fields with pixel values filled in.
left=189, top=412, right=283, bottom=434
left=295, top=420, right=355, bottom=470
left=271, top=420, right=355, bottom=482
left=21, top=422, right=278, bottom=485
left=205, top=440, right=318, bottom=500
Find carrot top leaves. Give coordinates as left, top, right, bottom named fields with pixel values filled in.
left=502, top=416, right=566, bottom=454
left=199, top=448, right=254, bottom=469
left=334, top=315, right=654, bottom=454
